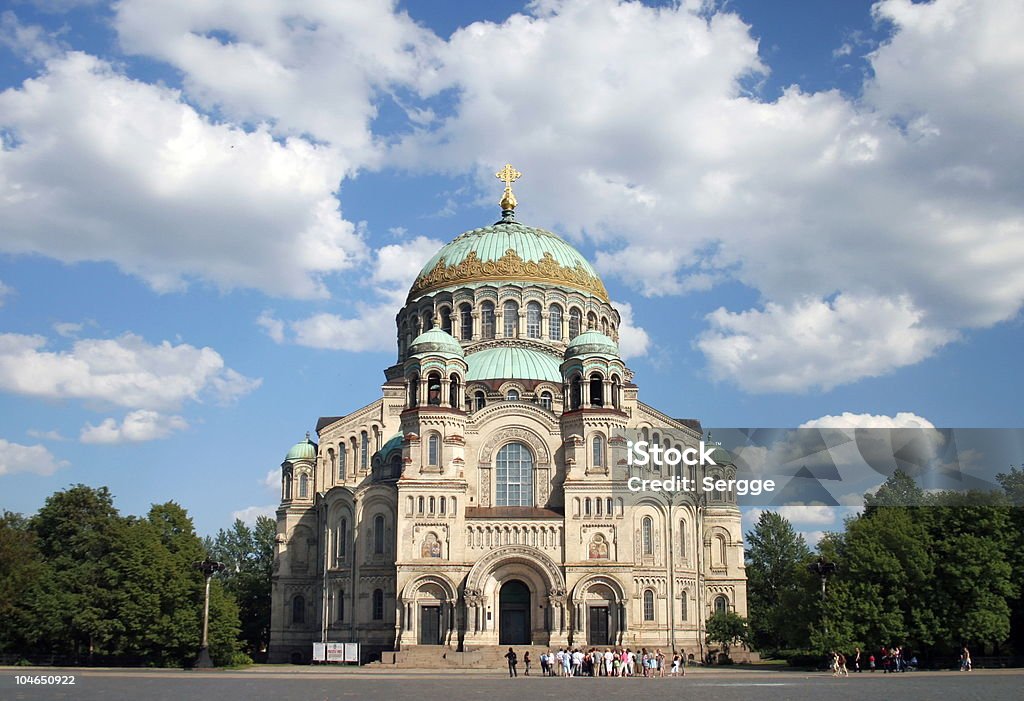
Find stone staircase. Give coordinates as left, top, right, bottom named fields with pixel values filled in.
left=377, top=645, right=553, bottom=670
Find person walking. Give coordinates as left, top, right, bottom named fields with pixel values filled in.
left=960, top=646, right=972, bottom=671
left=505, top=647, right=518, bottom=678
left=854, top=647, right=861, bottom=672
left=523, top=650, right=531, bottom=676
left=837, top=652, right=849, bottom=677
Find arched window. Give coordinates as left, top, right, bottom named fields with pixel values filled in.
left=539, top=391, right=553, bottom=410
left=373, top=514, right=385, bottom=555
left=298, top=473, right=309, bottom=499
left=601, top=316, right=609, bottom=335
left=409, top=373, right=419, bottom=407
left=643, top=590, right=655, bottom=621
left=584, top=498, right=592, bottom=516
left=337, top=444, right=347, bottom=479
left=481, top=301, right=495, bottom=339
left=606, top=497, right=613, bottom=516
left=337, top=589, right=345, bottom=622
left=611, top=376, right=621, bottom=409
left=506, top=389, right=520, bottom=401
left=292, top=595, right=305, bottom=624
left=360, top=431, right=369, bottom=470
left=418, top=496, right=425, bottom=513
left=714, top=595, right=728, bottom=615
left=282, top=471, right=292, bottom=500
left=569, top=308, right=582, bottom=339
left=440, top=306, right=452, bottom=335
left=503, top=301, right=518, bottom=337
left=423, top=311, right=433, bottom=330
left=449, top=374, right=461, bottom=409
left=389, top=453, right=402, bottom=478
left=428, top=496, right=435, bottom=513
left=428, top=433, right=440, bottom=466
left=439, top=496, right=446, bottom=514
left=474, top=390, right=486, bottom=411
left=717, top=534, right=728, bottom=565
left=592, top=435, right=604, bottom=466
left=459, top=303, right=473, bottom=340
left=595, top=496, right=603, bottom=515
left=412, top=315, right=421, bottom=336
left=495, top=442, right=533, bottom=507
left=570, top=375, right=582, bottom=410
left=427, top=372, right=442, bottom=406
left=680, top=595, right=687, bottom=621
left=679, top=520, right=686, bottom=558
left=590, top=372, right=604, bottom=407
left=587, top=311, right=597, bottom=330
left=337, top=518, right=349, bottom=561
left=642, top=516, right=654, bottom=555
left=526, top=302, right=541, bottom=338
left=372, top=589, right=384, bottom=620
left=549, top=305, right=562, bottom=341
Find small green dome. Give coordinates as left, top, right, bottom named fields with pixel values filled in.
left=565, top=330, right=619, bottom=359
left=409, top=328, right=464, bottom=357
left=709, top=446, right=734, bottom=465
left=285, top=434, right=317, bottom=462
left=466, top=347, right=562, bottom=383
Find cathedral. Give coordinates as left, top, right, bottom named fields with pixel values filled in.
left=268, top=166, right=747, bottom=664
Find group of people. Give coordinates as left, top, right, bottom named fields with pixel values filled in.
left=831, top=645, right=921, bottom=676
left=504, top=647, right=688, bottom=678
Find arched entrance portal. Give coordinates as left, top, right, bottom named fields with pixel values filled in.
left=499, top=580, right=531, bottom=645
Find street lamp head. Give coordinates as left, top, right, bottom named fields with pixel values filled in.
left=193, top=557, right=227, bottom=577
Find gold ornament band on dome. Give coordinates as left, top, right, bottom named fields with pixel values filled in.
left=496, top=163, right=522, bottom=211
left=407, top=248, right=610, bottom=302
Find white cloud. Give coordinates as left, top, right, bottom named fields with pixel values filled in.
left=262, top=468, right=280, bottom=491
left=80, top=409, right=188, bottom=444
left=697, top=294, right=956, bottom=392
left=52, top=321, right=83, bottom=338
left=745, top=504, right=838, bottom=528
left=0, top=332, right=260, bottom=410
left=256, top=311, right=285, bottom=344
left=0, top=438, right=68, bottom=476
left=113, top=0, right=439, bottom=166
left=0, top=11, right=62, bottom=63
left=612, top=300, right=649, bottom=360
left=26, top=428, right=66, bottom=441
left=275, top=237, right=444, bottom=352
left=0, top=280, right=11, bottom=307
left=0, top=51, right=366, bottom=298
left=799, top=411, right=937, bottom=430
left=231, top=504, right=277, bottom=525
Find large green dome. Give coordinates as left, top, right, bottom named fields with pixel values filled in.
left=466, top=347, right=562, bottom=383
left=407, top=221, right=608, bottom=302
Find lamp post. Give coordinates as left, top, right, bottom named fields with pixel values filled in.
left=193, top=557, right=227, bottom=668
left=807, top=556, right=838, bottom=639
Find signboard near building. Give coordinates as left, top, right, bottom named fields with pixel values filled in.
left=312, top=642, right=359, bottom=664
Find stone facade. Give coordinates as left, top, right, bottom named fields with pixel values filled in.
left=268, top=214, right=746, bottom=664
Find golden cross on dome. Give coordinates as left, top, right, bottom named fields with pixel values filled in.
left=495, top=163, right=522, bottom=212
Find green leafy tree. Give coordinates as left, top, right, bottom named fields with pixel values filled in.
left=705, top=611, right=749, bottom=658
left=209, top=517, right=275, bottom=657
left=0, top=512, right=46, bottom=653
left=28, top=485, right=125, bottom=659
left=744, top=510, right=816, bottom=651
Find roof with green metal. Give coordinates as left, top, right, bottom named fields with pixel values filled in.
left=285, top=435, right=317, bottom=461
left=565, top=330, right=619, bottom=358
left=409, top=327, right=464, bottom=357
left=465, top=346, right=562, bottom=383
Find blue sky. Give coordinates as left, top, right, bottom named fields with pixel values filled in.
left=1, top=0, right=1022, bottom=541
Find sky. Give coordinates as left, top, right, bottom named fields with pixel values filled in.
left=1, top=0, right=1022, bottom=544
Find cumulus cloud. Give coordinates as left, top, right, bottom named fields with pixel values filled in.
left=256, top=311, right=285, bottom=344
left=0, top=332, right=260, bottom=410
left=612, top=300, right=650, bottom=360
left=0, top=438, right=68, bottom=476
left=267, top=236, right=445, bottom=352
left=231, top=504, right=277, bottom=525
left=697, top=294, right=956, bottom=392
left=0, top=51, right=365, bottom=298
left=26, top=429, right=66, bottom=441
left=800, top=411, right=936, bottom=430
left=262, top=468, right=280, bottom=491
left=0, top=11, right=63, bottom=63
left=80, top=410, right=188, bottom=444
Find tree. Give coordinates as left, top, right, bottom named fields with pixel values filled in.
left=208, top=517, right=275, bottom=657
left=705, top=611, right=749, bottom=659
left=744, top=510, right=816, bottom=651
left=864, top=469, right=924, bottom=513
left=0, top=512, right=46, bottom=653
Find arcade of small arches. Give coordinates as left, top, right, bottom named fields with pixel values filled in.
left=397, top=288, right=620, bottom=359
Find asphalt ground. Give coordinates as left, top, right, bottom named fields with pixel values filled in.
left=1, top=666, right=1019, bottom=701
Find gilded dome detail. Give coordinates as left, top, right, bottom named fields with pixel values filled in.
left=408, top=247, right=609, bottom=303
